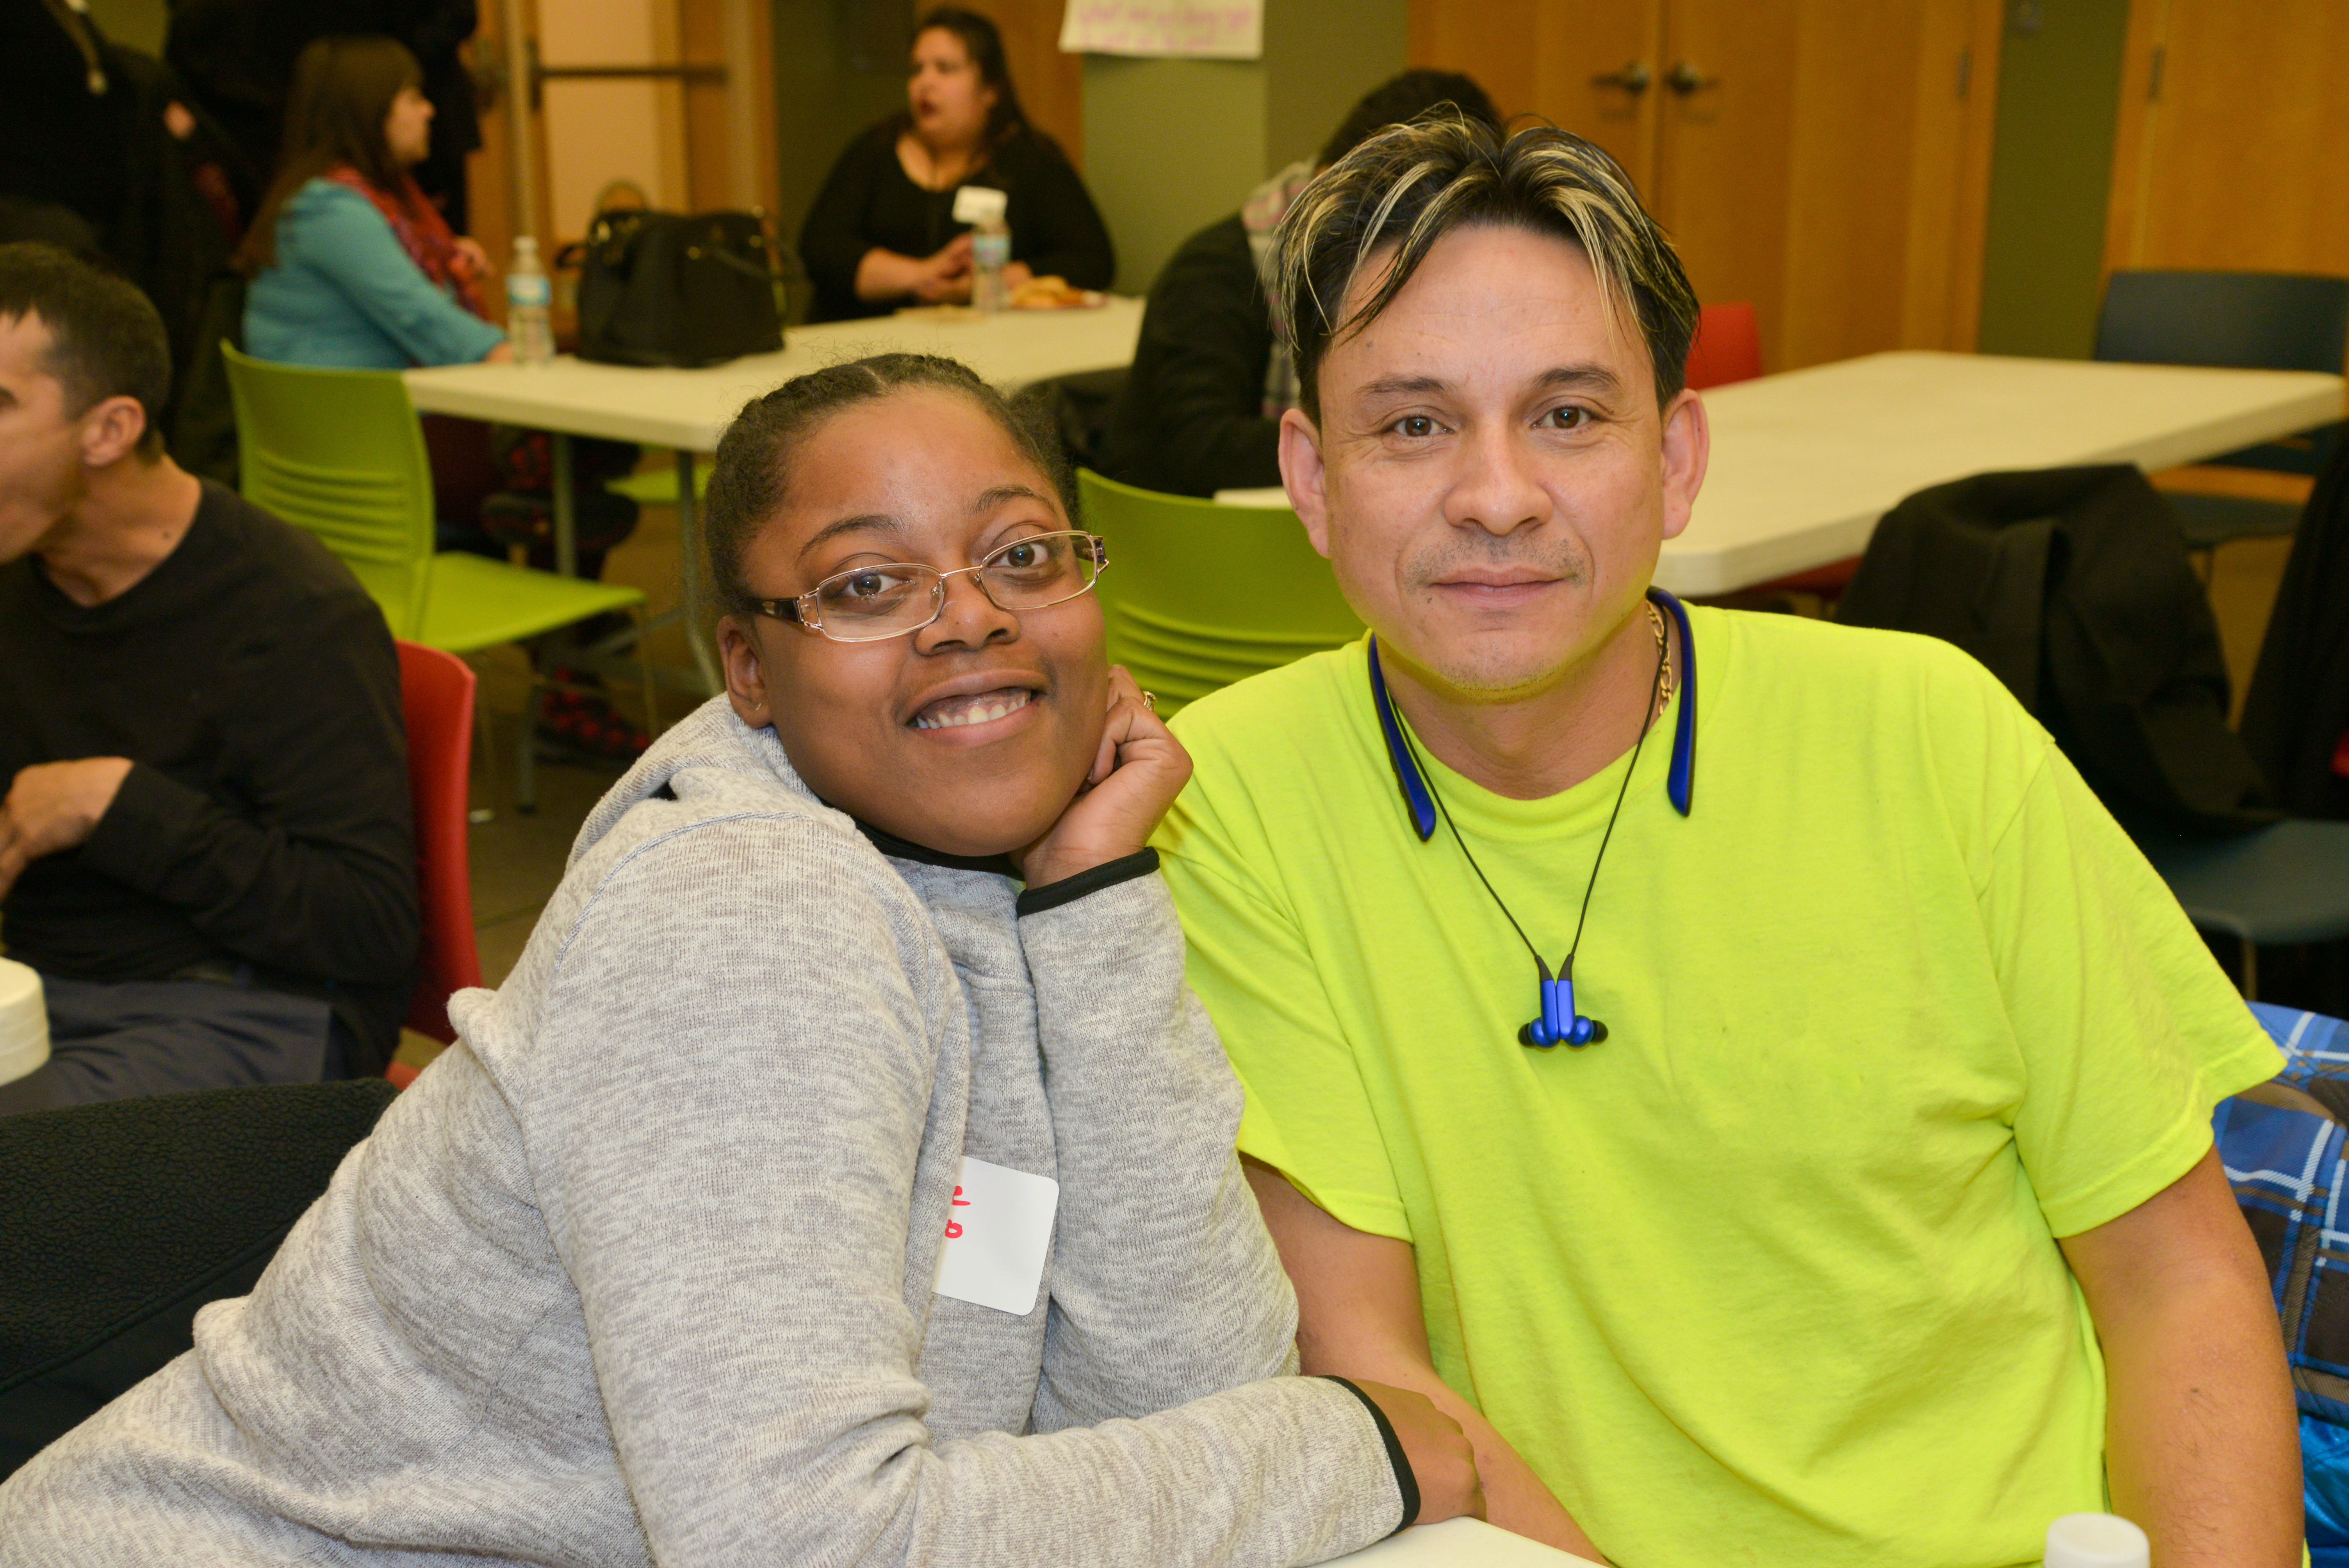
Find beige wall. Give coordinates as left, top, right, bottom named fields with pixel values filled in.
left=1081, top=55, right=1269, bottom=296
left=81, top=0, right=165, bottom=54
left=1080, top=0, right=1409, bottom=294
left=540, top=1, right=693, bottom=240
left=1975, top=0, right=2132, bottom=358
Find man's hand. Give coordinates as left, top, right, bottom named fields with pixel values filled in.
left=2060, top=1145, right=2301, bottom=1568
left=0, top=758, right=133, bottom=899
left=1246, top=1160, right=1609, bottom=1561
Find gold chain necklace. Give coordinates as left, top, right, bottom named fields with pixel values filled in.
left=1646, top=598, right=1676, bottom=724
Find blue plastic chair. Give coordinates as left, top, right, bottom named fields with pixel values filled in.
left=2095, top=270, right=2349, bottom=554
left=2139, top=821, right=2349, bottom=998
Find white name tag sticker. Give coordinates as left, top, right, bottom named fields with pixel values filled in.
left=933, top=1156, right=1058, bottom=1316
left=950, top=185, right=1008, bottom=226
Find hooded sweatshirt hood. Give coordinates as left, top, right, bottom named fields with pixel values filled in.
left=569, top=697, right=845, bottom=871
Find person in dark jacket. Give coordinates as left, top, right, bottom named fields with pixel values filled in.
left=798, top=7, right=1111, bottom=323
left=164, top=0, right=480, bottom=228
left=0, top=244, right=417, bottom=1109
left=1100, top=71, right=1501, bottom=498
left=1834, top=463, right=2272, bottom=836
left=1, top=1, right=248, bottom=481
left=2241, top=437, right=2349, bottom=820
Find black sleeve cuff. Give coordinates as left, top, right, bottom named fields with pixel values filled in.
left=1014, top=848, right=1160, bottom=918
left=1321, top=1375, right=1420, bottom=1535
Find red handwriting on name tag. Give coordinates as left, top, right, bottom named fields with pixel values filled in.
left=934, top=1156, right=1059, bottom=1316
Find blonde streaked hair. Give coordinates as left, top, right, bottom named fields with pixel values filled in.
left=1274, top=117, right=1699, bottom=417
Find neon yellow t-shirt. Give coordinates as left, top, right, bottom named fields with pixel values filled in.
left=1156, top=608, right=2280, bottom=1568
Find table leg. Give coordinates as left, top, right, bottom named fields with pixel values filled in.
left=552, top=431, right=579, bottom=580
left=675, top=449, right=722, bottom=694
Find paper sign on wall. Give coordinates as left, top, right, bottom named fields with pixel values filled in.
left=1057, top=0, right=1263, bottom=61
left=933, top=1156, right=1058, bottom=1316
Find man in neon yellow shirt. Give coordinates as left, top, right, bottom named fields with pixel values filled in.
left=1153, top=118, right=2299, bottom=1567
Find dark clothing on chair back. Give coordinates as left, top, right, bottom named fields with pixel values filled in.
left=798, top=121, right=1114, bottom=323
left=0, top=482, right=417, bottom=1070
left=1838, top=464, right=2271, bottom=836
left=1100, top=212, right=1283, bottom=498
left=0, top=1079, right=398, bottom=1477
left=2242, top=439, right=2349, bottom=820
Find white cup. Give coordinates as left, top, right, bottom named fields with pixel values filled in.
left=0, top=957, right=49, bottom=1088
left=2045, top=1512, right=2150, bottom=1568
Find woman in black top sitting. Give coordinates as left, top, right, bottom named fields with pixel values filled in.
left=799, top=8, right=1112, bottom=321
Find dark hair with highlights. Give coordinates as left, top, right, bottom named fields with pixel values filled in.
left=0, top=242, right=172, bottom=458
left=703, top=353, right=1075, bottom=618
left=1277, top=118, right=1699, bottom=419
left=236, top=35, right=424, bottom=275
left=1318, top=69, right=1504, bottom=169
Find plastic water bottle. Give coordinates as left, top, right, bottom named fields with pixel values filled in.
left=971, top=213, right=1011, bottom=314
left=2044, top=1512, right=2150, bottom=1568
left=505, top=236, right=554, bottom=365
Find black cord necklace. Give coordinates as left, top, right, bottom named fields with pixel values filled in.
left=1390, top=602, right=1671, bottom=1049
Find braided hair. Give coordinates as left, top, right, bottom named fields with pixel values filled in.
left=703, top=353, right=1075, bottom=620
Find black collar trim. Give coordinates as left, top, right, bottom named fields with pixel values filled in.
left=853, top=818, right=1020, bottom=877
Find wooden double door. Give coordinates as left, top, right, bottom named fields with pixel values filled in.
left=1409, top=0, right=2004, bottom=373
left=2105, top=0, right=2349, bottom=283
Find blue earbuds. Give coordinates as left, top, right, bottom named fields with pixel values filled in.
left=1519, top=958, right=1606, bottom=1050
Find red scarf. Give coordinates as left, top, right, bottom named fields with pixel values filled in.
left=325, top=166, right=487, bottom=319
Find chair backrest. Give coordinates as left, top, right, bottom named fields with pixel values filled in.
left=0, top=1080, right=398, bottom=1477
left=2095, top=269, right=2349, bottom=374
left=1685, top=300, right=1763, bottom=390
left=1076, top=469, right=1364, bottom=715
left=396, top=641, right=482, bottom=1045
left=221, top=344, right=437, bottom=636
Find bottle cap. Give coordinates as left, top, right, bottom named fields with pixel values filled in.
left=2044, top=1512, right=2149, bottom=1568
left=514, top=235, right=539, bottom=257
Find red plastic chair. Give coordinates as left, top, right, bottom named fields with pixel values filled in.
left=390, top=641, right=483, bottom=1088
left=1684, top=301, right=1763, bottom=392
left=1684, top=303, right=1861, bottom=599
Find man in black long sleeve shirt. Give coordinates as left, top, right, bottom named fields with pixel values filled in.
left=0, top=243, right=415, bottom=1110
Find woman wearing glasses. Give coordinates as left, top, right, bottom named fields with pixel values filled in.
left=0, top=354, right=1479, bottom=1565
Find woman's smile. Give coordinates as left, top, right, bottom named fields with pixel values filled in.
left=911, top=684, right=1037, bottom=732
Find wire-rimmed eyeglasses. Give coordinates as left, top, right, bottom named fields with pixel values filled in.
left=751, top=529, right=1107, bottom=644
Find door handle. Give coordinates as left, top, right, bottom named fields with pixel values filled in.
left=1591, top=61, right=1652, bottom=93
left=1666, top=61, right=1718, bottom=95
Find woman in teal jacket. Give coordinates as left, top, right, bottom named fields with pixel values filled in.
left=239, top=37, right=504, bottom=370
left=239, top=36, right=647, bottom=757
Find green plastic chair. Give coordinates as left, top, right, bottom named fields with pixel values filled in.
left=608, top=463, right=712, bottom=507
left=1076, top=469, right=1364, bottom=715
left=223, top=346, right=649, bottom=809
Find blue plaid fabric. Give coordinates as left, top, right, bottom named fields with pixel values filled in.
left=2215, top=1003, right=2349, bottom=1557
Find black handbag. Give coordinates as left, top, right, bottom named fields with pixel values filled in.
left=567, top=209, right=783, bottom=367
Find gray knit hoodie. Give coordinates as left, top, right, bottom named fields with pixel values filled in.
left=0, top=700, right=1404, bottom=1566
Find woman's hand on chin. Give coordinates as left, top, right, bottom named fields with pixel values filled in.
left=1015, top=666, right=1188, bottom=891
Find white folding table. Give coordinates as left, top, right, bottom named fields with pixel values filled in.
left=1216, top=352, right=2345, bottom=597
left=401, top=298, right=1144, bottom=689
left=1330, top=1517, right=1601, bottom=1566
